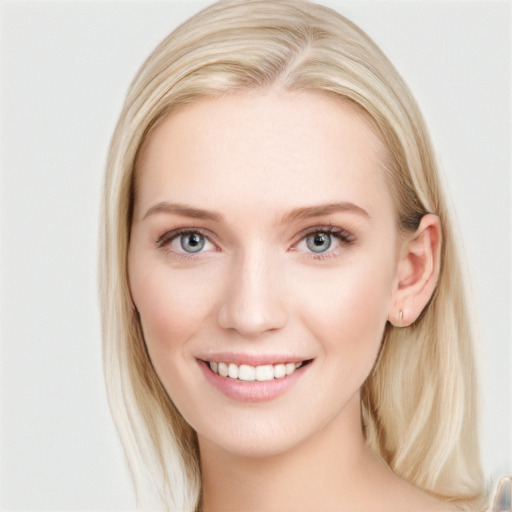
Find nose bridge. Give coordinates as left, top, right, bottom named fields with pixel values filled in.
left=217, top=244, right=288, bottom=336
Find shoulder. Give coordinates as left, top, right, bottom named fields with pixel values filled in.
left=378, top=474, right=460, bottom=512
left=397, top=492, right=458, bottom=512
left=358, top=452, right=477, bottom=512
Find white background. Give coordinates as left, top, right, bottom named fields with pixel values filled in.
left=0, top=1, right=510, bottom=510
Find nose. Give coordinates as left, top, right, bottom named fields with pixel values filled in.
left=216, top=249, right=289, bottom=337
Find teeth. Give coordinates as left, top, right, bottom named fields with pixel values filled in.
left=256, top=364, right=274, bottom=381
left=238, top=364, right=256, bottom=381
left=274, top=363, right=286, bottom=379
left=228, top=363, right=239, bottom=379
left=288, top=362, right=298, bottom=375
left=208, top=360, right=305, bottom=381
left=218, top=362, right=229, bottom=377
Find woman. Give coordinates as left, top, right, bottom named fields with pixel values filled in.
left=100, top=1, right=486, bottom=510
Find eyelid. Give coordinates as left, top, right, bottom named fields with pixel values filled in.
left=154, top=224, right=355, bottom=258
left=291, top=225, right=356, bottom=257
left=156, top=227, right=218, bottom=253
left=294, top=224, right=355, bottom=244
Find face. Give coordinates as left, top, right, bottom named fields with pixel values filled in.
left=128, top=89, right=402, bottom=458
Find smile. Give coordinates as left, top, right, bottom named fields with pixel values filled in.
left=199, top=357, right=312, bottom=402
left=208, top=361, right=304, bottom=382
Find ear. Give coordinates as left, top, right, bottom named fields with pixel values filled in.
left=388, top=214, right=442, bottom=326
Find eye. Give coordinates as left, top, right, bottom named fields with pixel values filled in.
left=157, top=229, right=216, bottom=255
left=305, top=232, right=332, bottom=253
left=179, top=232, right=206, bottom=253
left=294, top=227, right=355, bottom=256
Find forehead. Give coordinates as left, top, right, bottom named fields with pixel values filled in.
left=134, top=89, right=392, bottom=220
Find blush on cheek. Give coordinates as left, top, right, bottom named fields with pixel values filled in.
left=300, top=270, right=391, bottom=365
left=139, top=295, right=197, bottom=353
left=137, top=301, right=189, bottom=394
left=133, top=271, right=221, bottom=389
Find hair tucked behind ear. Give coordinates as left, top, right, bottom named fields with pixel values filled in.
left=100, top=1, right=485, bottom=509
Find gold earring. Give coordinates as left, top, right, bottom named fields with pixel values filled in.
left=399, top=310, right=404, bottom=322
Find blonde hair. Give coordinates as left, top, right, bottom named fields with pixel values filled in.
left=100, top=1, right=485, bottom=510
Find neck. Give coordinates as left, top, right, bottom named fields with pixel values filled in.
left=199, top=395, right=388, bottom=512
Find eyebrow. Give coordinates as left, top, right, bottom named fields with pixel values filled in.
left=142, top=202, right=224, bottom=222
left=281, top=202, right=370, bottom=223
left=141, top=201, right=369, bottom=224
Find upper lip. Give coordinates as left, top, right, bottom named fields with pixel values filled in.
left=196, top=353, right=312, bottom=366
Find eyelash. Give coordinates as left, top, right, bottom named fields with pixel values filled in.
left=155, top=225, right=356, bottom=260
left=156, top=227, right=217, bottom=260
left=296, top=225, right=355, bottom=260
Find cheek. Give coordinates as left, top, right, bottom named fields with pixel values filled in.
left=128, top=254, right=218, bottom=363
left=296, top=257, right=394, bottom=369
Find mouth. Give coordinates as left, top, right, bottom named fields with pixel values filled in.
left=201, top=359, right=313, bottom=382
left=198, top=357, right=313, bottom=402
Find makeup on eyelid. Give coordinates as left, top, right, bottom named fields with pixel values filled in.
left=154, top=224, right=357, bottom=260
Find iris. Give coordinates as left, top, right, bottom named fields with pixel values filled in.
left=306, top=232, right=332, bottom=253
left=180, top=232, right=205, bottom=253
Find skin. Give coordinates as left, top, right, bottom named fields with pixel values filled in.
left=128, top=89, right=448, bottom=511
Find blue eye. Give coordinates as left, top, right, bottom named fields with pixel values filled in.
left=157, top=229, right=215, bottom=256
left=305, top=232, right=332, bottom=253
left=179, top=232, right=206, bottom=253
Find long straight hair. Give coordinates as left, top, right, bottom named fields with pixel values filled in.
left=100, top=1, right=485, bottom=509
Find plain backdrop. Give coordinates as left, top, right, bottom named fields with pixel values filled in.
left=0, top=0, right=510, bottom=510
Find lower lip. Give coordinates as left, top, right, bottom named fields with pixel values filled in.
left=199, top=361, right=310, bottom=403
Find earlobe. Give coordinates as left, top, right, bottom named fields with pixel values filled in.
left=389, top=214, right=442, bottom=326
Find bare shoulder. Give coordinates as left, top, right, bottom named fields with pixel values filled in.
left=358, top=453, right=469, bottom=512
left=375, top=470, right=460, bottom=512
left=414, top=495, right=459, bottom=512
left=392, top=482, right=460, bottom=512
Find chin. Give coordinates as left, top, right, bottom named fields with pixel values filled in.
left=198, top=422, right=308, bottom=460
left=193, top=391, right=360, bottom=462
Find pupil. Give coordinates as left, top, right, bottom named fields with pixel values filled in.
left=188, top=234, right=200, bottom=246
left=307, top=232, right=331, bottom=253
left=314, top=234, right=325, bottom=246
left=181, top=233, right=205, bottom=253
